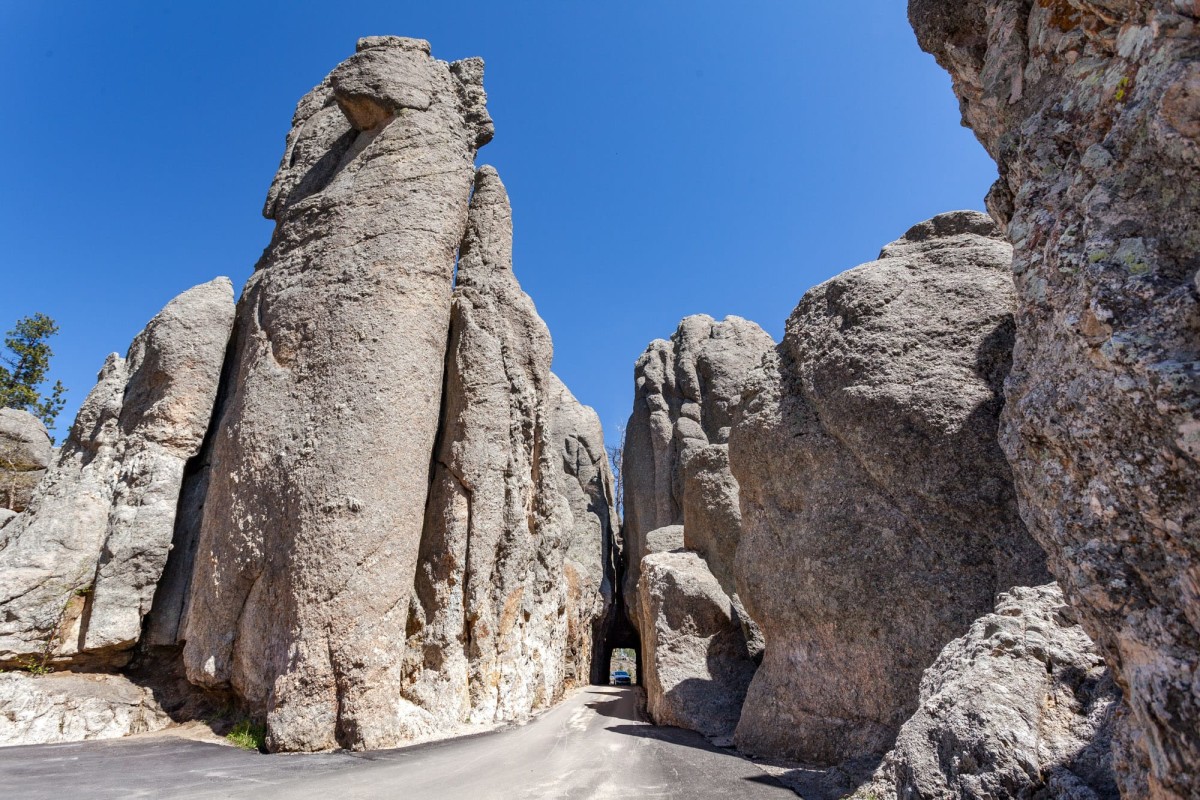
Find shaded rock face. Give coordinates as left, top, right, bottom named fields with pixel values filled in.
left=622, top=315, right=774, bottom=617
left=621, top=315, right=772, bottom=735
left=908, top=4, right=1200, bottom=795
left=180, top=37, right=494, bottom=752
left=0, top=409, right=52, bottom=514
left=729, top=212, right=1049, bottom=764
left=0, top=278, right=234, bottom=669
left=392, top=167, right=606, bottom=738
left=861, top=584, right=1120, bottom=800
left=0, top=671, right=172, bottom=747
left=547, top=373, right=620, bottom=686
left=637, top=550, right=758, bottom=738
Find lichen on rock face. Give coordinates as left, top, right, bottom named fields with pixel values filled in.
left=909, top=3, right=1200, bottom=795
left=728, top=211, right=1049, bottom=765
left=861, top=584, right=1120, bottom=800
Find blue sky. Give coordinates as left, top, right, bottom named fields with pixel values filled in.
left=0, top=1, right=995, bottom=445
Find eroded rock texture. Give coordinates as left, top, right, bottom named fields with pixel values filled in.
left=548, top=373, right=620, bottom=687
left=861, top=584, right=1119, bottom=800
left=0, top=278, right=234, bottom=669
left=180, top=37, right=494, bottom=752
left=909, top=4, right=1200, bottom=795
left=0, top=671, right=172, bottom=747
left=393, top=167, right=605, bottom=738
left=622, top=315, right=772, bottom=734
left=637, top=550, right=758, bottom=739
left=729, top=212, right=1049, bottom=764
left=0, top=409, right=52, bottom=515
left=622, top=315, right=774, bottom=602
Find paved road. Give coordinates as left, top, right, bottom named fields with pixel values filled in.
left=0, top=686, right=794, bottom=799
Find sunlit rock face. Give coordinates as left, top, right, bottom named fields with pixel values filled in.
left=179, top=36, right=494, bottom=751
left=729, top=212, right=1049, bottom=764
left=860, top=584, right=1120, bottom=800
left=621, top=315, right=773, bottom=736
left=392, top=167, right=611, bottom=739
left=0, top=278, right=234, bottom=670
left=909, top=3, right=1200, bottom=795
left=175, top=38, right=608, bottom=753
left=0, top=409, right=52, bottom=516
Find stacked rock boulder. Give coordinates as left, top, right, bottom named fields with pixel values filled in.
left=728, top=212, right=1051, bottom=764
left=909, top=2, right=1200, bottom=795
left=622, top=315, right=774, bottom=737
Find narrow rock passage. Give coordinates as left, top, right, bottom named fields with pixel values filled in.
left=0, top=687, right=793, bottom=799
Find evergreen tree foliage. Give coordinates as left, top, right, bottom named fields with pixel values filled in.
left=0, top=313, right=67, bottom=432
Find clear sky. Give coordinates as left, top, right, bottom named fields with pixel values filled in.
left=0, top=1, right=996, bottom=446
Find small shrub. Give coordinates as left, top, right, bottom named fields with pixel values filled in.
left=17, top=655, right=52, bottom=676
left=226, top=719, right=267, bottom=752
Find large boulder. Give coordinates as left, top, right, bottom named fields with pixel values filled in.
left=0, top=278, right=234, bottom=669
left=0, top=672, right=172, bottom=747
left=860, top=584, right=1120, bottom=800
left=0, top=409, right=52, bottom=514
left=909, top=3, right=1200, bottom=795
left=729, top=212, right=1049, bottom=764
left=637, top=550, right=758, bottom=739
left=392, top=167, right=598, bottom=738
left=180, top=37, right=493, bottom=752
left=548, top=373, right=620, bottom=686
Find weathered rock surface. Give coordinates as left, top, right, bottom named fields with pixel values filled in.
left=637, top=550, right=757, bottom=738
left=393, top=166, right=599, bottom=738
left=622, top=315, right=775, bottom=608
left=729, top=212, right=1049, bottom=764
left=860, top=584, right=1119, bottom=800
left=180, top=37, right=493, bottom=752
left=0, top=409, right=52, bottom=514
left=548, top=373, right=620, bottom=686
left=909, top=4, right=1200, bottom=795
left=0, top=671, right=172, bottom=747
left=0, top=278, right=234, bottom=668
left=621, top=315, right=770, bottom=735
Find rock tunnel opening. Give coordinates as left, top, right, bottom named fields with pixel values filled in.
left=593, top=536, right=641, bottom=686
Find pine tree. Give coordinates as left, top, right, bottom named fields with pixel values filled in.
left=0, top=313, right=67, bottom=433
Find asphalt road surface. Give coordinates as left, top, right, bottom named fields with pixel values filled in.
left=0, top=686, right=795, bottom=799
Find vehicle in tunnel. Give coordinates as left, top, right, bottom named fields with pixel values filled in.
left=611, top=670, right=632, bottom=685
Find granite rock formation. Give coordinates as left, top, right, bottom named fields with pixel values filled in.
left=622, top=315, right=772, bottom=734
left=729, top=212, right=1049, bottom=764
left=622, top=315, right=775, bottom=607
left=0, top=409, right=52, bottom=515
left=909, top=4, right=1200, bottom=795
left=860, top=584, right=1119, bottom=800
left=0, top=671, right=172, bottom=747
left=548, top=373, right=620, bottom=686
left=0, top=278, right=234, bottom=669
left=393, top=167, right=605, bottom=738
left=637, top=550, right=758, bottom=739
left=179, top=37, right=494, bottom=752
